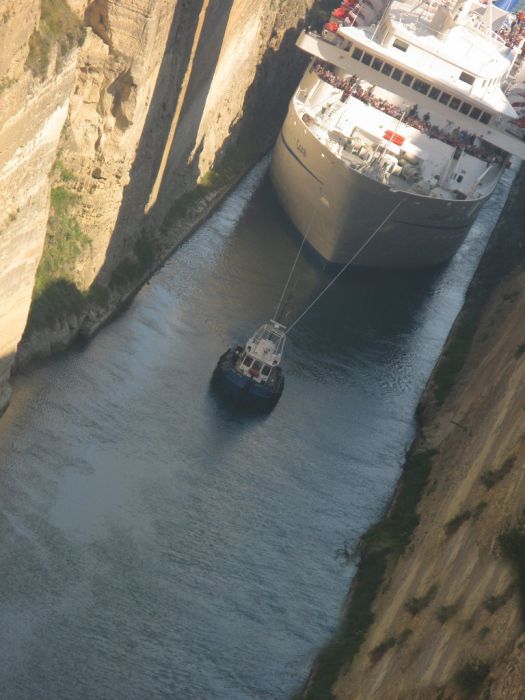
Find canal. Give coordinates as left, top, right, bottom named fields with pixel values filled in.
left=0, top=158, right=515, bottom=699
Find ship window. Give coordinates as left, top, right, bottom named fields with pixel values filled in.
left=470, top=107, right=482, bottom=120
left=459, top=71, right=475, bottom=85
left=439, top=92, right=451, bottom=105
left=429, top=87, right=440, bottom=100
left=456, top=174, right=464, bottom=183
left=252, top=360, right=262, bottom=371
left=372, top=58, right=383, bottom=71
left=381, top=62, right=393, bottom=76
left=352, top=47, right=363, bottom=60
left=261, top=365, right=271, bottom=377
left=361, top=52, right=373, bottom=66
left=393, top=38, right=408, bottom=52
left=401, top=73, right=413, bottom=86
left=392, top=68, right=403, bottom=81
left=459, top=102, right=471, bottom=115
left=480, top=111, right=491, bottom=124
left=413, top=79, right=430, bottom=95
left=242, top=356, right=252, bottom=367
left=449, top=97, right=461, bottom=110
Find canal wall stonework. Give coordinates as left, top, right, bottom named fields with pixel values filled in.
left=0, top=0, right=315, bottom=411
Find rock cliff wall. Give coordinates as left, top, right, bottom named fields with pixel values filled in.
left=0, top=0, right=315, bottom=412
left=0, top=1, right=78, bottom=414
left=301, top=169, right=525, bottom=700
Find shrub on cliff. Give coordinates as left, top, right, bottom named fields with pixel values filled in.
left=26, top=0, right=85, bottom=78
left=455, top=659, right=490, bottom=696
left=498, top=519, right=525, bottom=625
left=28, top=185, right=91, bottom=329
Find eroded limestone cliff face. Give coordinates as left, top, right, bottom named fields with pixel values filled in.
left=304, top=170, right=525, bottom=700
left=0, top=0, right=315, bottom=412
left=0, top=0, right=78, bottom=414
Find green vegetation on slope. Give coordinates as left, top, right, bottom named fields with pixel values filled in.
left=26, top=0, right=85, bottom=78
left=28, top=175, right=91, bottom=329
left=163, top=146, right=253, bottom=228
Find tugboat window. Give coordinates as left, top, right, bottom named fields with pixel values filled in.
left=372, top=58, right=383, bottom=71
left=392, top=68, right=403, bottom=81
left=480, top=112, right=491, bottom=124
left=429, top=87, right=440, bottom=99
left=439, top=92, right=451, bottom=105
left=470, top=107, right=482, bottom=120
left=459, top=102, right=471, bottom=115
left=352, top=47, right=363, bottom=60
left=261, top=366, right=271, bottom=377
left=401, top=73, right=413, bottom=86
left=449, top=97, right=461, bottom=110
left=252, top=361, right=262, bottom=371
left=362, top=52, right=373, bottom=65
left=381, top=63, right=393, bottom=76
left=242, top=356, right=252, bottom=367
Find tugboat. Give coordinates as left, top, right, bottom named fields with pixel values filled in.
left=213, top=320, right=286, bottom=409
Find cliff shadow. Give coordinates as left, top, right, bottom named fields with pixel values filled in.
left=148, top=17, right=313, bottom=270
left=92, top=0, right=235, bottom=287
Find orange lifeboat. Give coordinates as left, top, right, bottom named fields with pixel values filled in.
left=383, top=130, right=405, bottom=146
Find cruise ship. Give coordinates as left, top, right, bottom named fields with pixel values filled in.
left=270, top=0, right=525, bottom=268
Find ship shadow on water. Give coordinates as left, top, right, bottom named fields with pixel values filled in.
left=192, top=170, right=457, bottom=414
left=256, top=174, right=449, bottom=335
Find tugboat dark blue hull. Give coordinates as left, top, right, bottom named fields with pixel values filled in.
left=212, top=348, right=284, bottom=409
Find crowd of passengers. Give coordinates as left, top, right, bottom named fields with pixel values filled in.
left=313, top=62, right=505, bottom=164
left=497, top=11, right=525, bottom=50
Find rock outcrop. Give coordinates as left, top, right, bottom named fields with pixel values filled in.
left=0, top=0, right=315, bottom=412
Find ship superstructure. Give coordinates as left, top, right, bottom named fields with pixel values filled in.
left=271, top=0, right=525, bottom=268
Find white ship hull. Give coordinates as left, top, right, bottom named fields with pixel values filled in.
left=271, top=99, right=491, bottom=269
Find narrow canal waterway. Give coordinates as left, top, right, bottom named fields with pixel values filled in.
left=0, top=158, right=515, bottom=699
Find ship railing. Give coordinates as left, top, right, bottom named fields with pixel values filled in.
left=312, top=65, right=507, bottom=165
left=504, top=120, right=525, bottom=138
left=296, top=87, right=309, bottom=103
left=392, top=6, right=508, bottom=46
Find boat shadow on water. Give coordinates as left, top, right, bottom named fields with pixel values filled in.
left=207, top=378, right=279, bottom=419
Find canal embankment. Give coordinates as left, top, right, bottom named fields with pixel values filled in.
left=300, top=164, right=525, bottom=699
